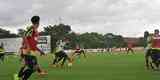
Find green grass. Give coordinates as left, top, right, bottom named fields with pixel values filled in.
left=1, top=52, right=160, bottom=80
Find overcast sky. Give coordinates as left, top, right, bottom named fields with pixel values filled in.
left=0, top=0, right=160, bottom=37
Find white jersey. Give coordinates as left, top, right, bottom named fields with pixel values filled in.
left=144, top=36, right=152, bottom=53
left=56, top=40, right=66, bottom=52
left=56, top=40, right=72, bottom=56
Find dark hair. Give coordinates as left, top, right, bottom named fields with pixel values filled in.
left=144, top=31, right=149, bottom=37
left=154, top=29, right=159, bottom=32
left=31, top=16, right=40, bottom=24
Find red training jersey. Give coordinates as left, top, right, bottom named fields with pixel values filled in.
left=152, top=34, right=160, bottom=48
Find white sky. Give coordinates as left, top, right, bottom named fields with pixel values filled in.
left=0, top=0, right=160, bottom=37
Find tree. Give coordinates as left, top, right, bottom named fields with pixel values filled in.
left=104, top=33, right=114, bottom=48
left=66, top=32, right=79, bottom=49
left=137, top=37, right=145, bottom=47
left=0, top=28, right=18, bottom=38
left=113, top=35, right=126, bottom=48
left=78, top=32, right=105, bottom=49
left=17, top=29, right=26, bottom=37
left=104, top=33, right=126, bottom=48
left=43, top=23, right=71, bottom=53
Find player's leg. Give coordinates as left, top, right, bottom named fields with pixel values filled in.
left=154, top=50, right=160, bottom=69
left=18, top=65, right=26, bottom=78
left=0, top=54, right=5, bottom=62
left=145, top=49, right=151, bottom=69
left=22, top=55, right=37, bottom=80
left=126, top=48, right=129, bottom=54
left=61, top=53, right=68, bottom=67
left=32, top=54, right=47, bottom=75
left=150, top=49, right=160, bottom=70
left=14, top=49, right=28, bottom=80
left=30, top=50, right=47, bottom=75
left=130, top=48, right=135, bottom=54
left=22, top=68, right=34, bottom=80
left=0, top=54, right=2, bottom=61
left=22, top=66, right=35, bottom=80
left=55, top=51, right=66, bottom=66
left=15, top=55, right=31, bottom=80
left=52, top=52, right=60, bottom=65
left=82, top=50, right=86, bottom=58
left=127, top=48, right=132, bottom=54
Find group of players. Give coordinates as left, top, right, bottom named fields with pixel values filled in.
left=144, top=29, right=160, bottom=70
left=10, top=16, right=86, bottom=80
left=0, top=15, right=160, bottom=80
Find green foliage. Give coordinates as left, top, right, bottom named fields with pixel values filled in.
left=16, top=24, right=142, bottom=49
left=42, top=24, right=128, bottom=49
left=43, top=23, right=71, bottom=52
left=0, top=28, right=18, bottom=38
left=78, top=32, right=105, bottom=49
left=17, top=29, right=26, bottom=37
left=66, top=32, right=79, bottom=49
left=137, top=37, right=145, bottom=47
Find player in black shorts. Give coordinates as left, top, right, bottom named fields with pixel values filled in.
left=51, top=39, right=72, bottom=67
left=0, top=43, right=5, bottom=63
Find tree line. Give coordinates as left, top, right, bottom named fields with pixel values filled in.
left=0, top=24, right=145, bottom=52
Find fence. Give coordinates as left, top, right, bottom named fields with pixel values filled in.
left=0, top=36, right=51, bottom=54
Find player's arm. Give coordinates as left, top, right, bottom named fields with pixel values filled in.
left=149, top=36, right=154, bottom=47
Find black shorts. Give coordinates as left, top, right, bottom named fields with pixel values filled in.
left=55, top=51, right=67, bottom=57
left=0, top=53, right=5, bottom=57
left=24, top=55, right=38, bottom=69
left=149, top=49, right=160, bottom=62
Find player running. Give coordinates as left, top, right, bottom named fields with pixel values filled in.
left=144, top=33, right=153, bottom=69
left=72, top=45, right=86, bottom=59
left=14, top=16, right=47, bottom=80
left=0, top=42, right=5, bottom=63
left=145, top=29, right=160, bottom=70
left=51, top=38, right=73, bottom=68
left=126, top=42, right=135, bottom=54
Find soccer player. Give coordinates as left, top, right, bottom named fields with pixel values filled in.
left=0, top=42, right=5, bottom=63
left=144, top=31, right=150, bottom=48
left=14, top=16, right=47, bottom=80
left=51, top=38, right=72, bottom=67
left=147, top=29, right=160, bottom=69
left=145, top=33, right=153, bottom=69
left=126, top=42, right=135, bottom=54
left=72, top=45, right=86, bottom=59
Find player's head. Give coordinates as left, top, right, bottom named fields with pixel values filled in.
left=144, top=31, right=149, bottom=37
left=154, top=29, right=159, bottom=35
left=31, top=16, right=40, bottom=28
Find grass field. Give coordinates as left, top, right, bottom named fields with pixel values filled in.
left=0, top=52, right=160, bottom=80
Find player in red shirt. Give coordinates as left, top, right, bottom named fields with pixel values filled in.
left=151, top=29, right=160, bottom=49
left=72, top=45, right=86, bottom=59
left=147, top=29, right=160, bottom=69
left=15, top=16, right=47, bottom=80
left=126, top=42, right=134, bottom=54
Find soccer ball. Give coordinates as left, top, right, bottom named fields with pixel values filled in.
left=68, top=63, right=72, bottom=67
